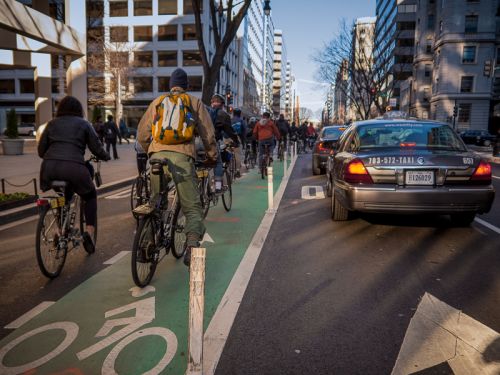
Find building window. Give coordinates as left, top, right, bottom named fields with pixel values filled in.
left=427, top=14, right=435, bottom=30
left=423, top=87, right=430, bottom=101
left=88, top=27, right=104, bottom=44
left=134, top=0, right=152, bottom=16
left=133, top=51, right=153, bottom=67
left=158, top=51, right=178, bottom=67
left=460, top=76, right=474, bottom=92
left=397, top=38, right=414, bottom=47
left=158, top=25, right=177, bottom=41
left=188, top=76, right=203, bottom=91
left=109, top=52, right=129, bottom=67
left=19, top=79, right=34, bottom=94
left=183, top=51, right=202, bottom=66
left=0, top=79, right=15, bottom=94
left=109, top=0, right=128, bottom=17
left=462, top=46, right=476, bottom=63
left=134, top=26, right=152, bottom=42
left=49, top=1, right=65, bottom=21
left=424, top=64, right=432, bottom=78
left=132, top=77, right=153, bottom=93
left=87, top=53, right=105, bottom=71
left=465, top=15, right=478, bottom=33
left=87, top=1, right=104, bottom=18
left=110, top=26, right=128, bottom=42
left=159, top=0, right=177, bottom=14
left=182, top=24, right=197, bottom=40
left=88, top=77, right=105, bottom=95
left=183, top=0, right=202, bottom=14
left=158, top=76, right=170, bottom=91
left=458, top=103, right=471, bottom=123
left=426, top=38, right=432, bottom=53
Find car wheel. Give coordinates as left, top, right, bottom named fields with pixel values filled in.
left=331, top=190, right=349, bottom=221
left=312, top=157, right=321, bottom=175
left=483, top=140, right=491, bottom=147
left=450, top=213, right=476, bottom=227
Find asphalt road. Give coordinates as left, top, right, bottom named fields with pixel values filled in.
left=0, top=187, right=137, bottom=340
left=216, top=154, right=500, bottom=375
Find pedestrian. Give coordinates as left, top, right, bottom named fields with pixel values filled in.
left=104, top=115, right=119, bottom=160
left=230, top=108, right=246, bottom=177
left=119, top=118, right=130, bottom=145
left=210, top=94, right=240, bottom=188
left=253, top=112, right=280, bottom=166
left=93, top=115, right=105, bottom=144
left=136, top=68, right=218, bottom=267
left=38, top=96, right=110, bottom=254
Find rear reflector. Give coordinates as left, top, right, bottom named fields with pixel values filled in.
left=471, top=161, right=492, bottom=183
left=344, top=159, right=373, bottom=184
left=36, top=198, right=49, bottom=207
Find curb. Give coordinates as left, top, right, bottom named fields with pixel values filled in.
left=0, top=176, right=135, bottom=226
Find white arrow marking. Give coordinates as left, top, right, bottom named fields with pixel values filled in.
left=301, top=186, right=325, bottom=200
left=129, top=286, right=156, bottom=298
left=201, top=232, right=214, bottom=245
left=392, top=292, right=500, bottom=375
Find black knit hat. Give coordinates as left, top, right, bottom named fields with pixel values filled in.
left=170, top=68, right=188, bottom=90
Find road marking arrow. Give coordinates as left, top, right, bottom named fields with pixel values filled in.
left=201, top=232, right=214, bottom=245
left=392, top=292, right=500, bottom=375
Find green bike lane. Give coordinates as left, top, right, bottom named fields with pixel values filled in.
left=0, top=160, right=289, bottom=375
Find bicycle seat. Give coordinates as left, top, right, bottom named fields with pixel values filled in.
left=51, top=180, right=68, bottom=190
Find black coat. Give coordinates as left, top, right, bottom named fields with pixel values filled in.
left=103, top=121, right=119, bottom=141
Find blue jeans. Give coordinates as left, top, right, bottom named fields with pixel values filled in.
left=258, top=138, right=275, bottom=165
left=215, top=146, right=223, bottom=180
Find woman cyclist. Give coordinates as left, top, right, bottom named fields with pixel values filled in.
left=38, top=96, right=110, bottom=253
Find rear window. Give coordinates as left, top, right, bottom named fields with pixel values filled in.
left=351, top=123, right=466, bottom=151
left=322, top=127, right=343, bottom=139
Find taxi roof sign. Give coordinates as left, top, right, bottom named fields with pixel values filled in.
left=382, top=111, right=410, bottom=120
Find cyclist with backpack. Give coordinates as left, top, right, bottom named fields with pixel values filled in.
left=231, top=108, right=246, bottom=178
left=136, top=68, right=218, bottom=267
left=253, top=112, right=281, bottom=166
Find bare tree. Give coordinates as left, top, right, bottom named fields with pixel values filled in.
left=298, top=107, right=314, bottom=123
left=192, top=0, right=253, bottom=104
left=314, top=19, right=394, bottom=120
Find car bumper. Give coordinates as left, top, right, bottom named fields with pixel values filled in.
left=337, top=183, right=495, bottom=214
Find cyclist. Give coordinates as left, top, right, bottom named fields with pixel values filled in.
left=38, top=95, right=110, bottom=254
left=245, top=117, right=258, bottom=163
left=209, top=94, right=240, bottom=190
left=276, top=114, right=290, bottom=156
left=306, top=122, right=317, bottom=150
left=253, top=112, right=280, bottom=166
left=298, top=121, right=308, bottom=152
left=136, top=68, right=218, bottom=267
left=231, top=108, right=246, bottom=178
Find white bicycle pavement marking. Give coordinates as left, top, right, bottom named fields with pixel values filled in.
left=301, top=185, right=326, bottom=200
left=104, top=251, right=131, bottom=265
left=4, top=301, right=55, bottom=329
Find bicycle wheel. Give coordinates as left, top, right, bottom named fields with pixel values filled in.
left=222, top=169, right=232, bottom=211
left=36, top=206, right=67, bottom=278
left=131, top=216, right=159, bottom=287
left=130, top=177, right=140, bottom=218
left=170, top=201, right=187, bottom=258
left=199, top=177, right=210, bottom=219
left=80, top=199, right=97, bottom=253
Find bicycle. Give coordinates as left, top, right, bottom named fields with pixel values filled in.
left=244, top=144, right=256, bottom=170
left=277, top=139, right=285, bottom=162
left=35, top=156, right=101, bottom=279
left=195, top=162, right=218, bottom=218
left=131, top=158, right=186, bottom=287
left=259, top=143, right=272, bottom=179
left=219, top=146, right=233, bottom=211
left=130, top=154, right=150, bottom=220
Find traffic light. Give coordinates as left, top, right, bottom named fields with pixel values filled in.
left=453, top=105, right=458, bottom=117
left=226, top=93, right=233, bottom=105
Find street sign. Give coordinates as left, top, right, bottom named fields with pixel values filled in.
left=389, top=98, right=397, bottom=107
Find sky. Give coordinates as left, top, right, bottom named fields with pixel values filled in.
left=270, top=0, right=376, bottom=115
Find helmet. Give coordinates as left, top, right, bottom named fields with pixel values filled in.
left=233, top=107, right=242, bottom=116
left=211, top=94, right=225, bottom=104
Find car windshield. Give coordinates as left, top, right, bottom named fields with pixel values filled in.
left=322, top=127, right=343, bottom=139
left=351, top=123, right=466, bottom=152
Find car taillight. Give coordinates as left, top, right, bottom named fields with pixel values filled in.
left=36, top=198, right=49, bottom=206
left=470, top=161, right=492, bottom=183
left=344, top=159, right=373, bottom=184
left=400, top=142, right=416, bottom=147
left=316, top=142, right=329, bottom=153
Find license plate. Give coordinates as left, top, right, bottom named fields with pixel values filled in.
left=405, top=171, right=434, bottom=185
left=50, top=197, right=65, bottom=208
left=197, top=170, right=208, bottom=178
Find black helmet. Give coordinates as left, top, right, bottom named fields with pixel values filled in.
left=233, top=108, right=242, bottom=116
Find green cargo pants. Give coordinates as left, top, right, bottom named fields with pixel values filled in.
left=149, top=151, right=204, bottom=243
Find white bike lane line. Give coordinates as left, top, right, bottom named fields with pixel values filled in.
left=0, top=160, right=291, bottom=375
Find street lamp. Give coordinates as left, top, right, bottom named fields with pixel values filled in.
left=263, top=0, right=271, bottom=16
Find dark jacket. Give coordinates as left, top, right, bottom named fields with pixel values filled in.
left=210, top=108, right=239, bottom=145
left=277, top=119, right=290, bottom=136
left=104, top=120, right=119, bottom=141
left=231, top=116, right=247, bottom=146
left=38, top=116, right=109, bottom=164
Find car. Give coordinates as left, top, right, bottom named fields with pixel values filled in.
left=325, top=114, right=495, bottom=225
left=460, top=130, right=496, bottom=147
left=312, top=125, right=346, bottom=175
left=2, top=123, right=35, bottom=136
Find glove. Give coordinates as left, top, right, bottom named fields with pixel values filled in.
left=203, top=158, right=217, bottom=168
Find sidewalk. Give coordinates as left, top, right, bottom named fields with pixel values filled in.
left=0, top=140, right=137, bottom=195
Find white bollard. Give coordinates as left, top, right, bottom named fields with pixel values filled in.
left=283, top=148, right=288, bottom=178
left=294, top=142, right=298, bottom=161
left=267, top=166, right=274, bottom=211
left=186, top=247, right=206, bottom=375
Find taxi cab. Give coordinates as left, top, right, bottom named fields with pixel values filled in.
left=325, top=113, right=495, bottom=225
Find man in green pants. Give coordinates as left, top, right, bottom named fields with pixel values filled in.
left=136, top=68, right=217, bottom=267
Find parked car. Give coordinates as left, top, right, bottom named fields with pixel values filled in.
left=326, top=115, right=495, bottom=225
left=2, top=122, right=35, bottom=136
left=312, top=125, right=346, bottom=175
left=460, top=130, right=496, bottom=147
left=127, top=127, right=137, bottom=139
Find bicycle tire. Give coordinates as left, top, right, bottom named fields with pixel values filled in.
left=80, top=199, right=97, bottom=253
left=199, top=176, right=210, bottom=219
left=36, top=205, right=67, bottom=278
left=170, top=201, right=187, bottom=258
left=222, top=169, right=232, bottom=211
left=131, top=216, right=159, bottom=287
left=130, top=177, right=140, bottom=218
